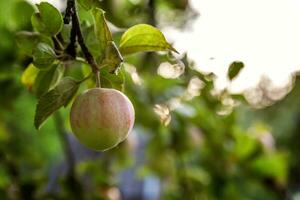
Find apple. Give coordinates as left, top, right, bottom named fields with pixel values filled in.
left=70, top=88, right=135, bottom=151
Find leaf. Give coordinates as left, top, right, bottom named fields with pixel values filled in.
left=250, top=153, right=287, bottom=180
left=33, top=64, right=64, bottom=97
left=21, top=63, right=39, bottom=90
left=184, top=167, right=211, bottom=185
left=15, top=31, right=40, bottom=56
left=33, top=43, right=57, bottom=69
left=103, top=41, right=123, bottom=73
left=228, top=61, right=244, bottom=81
left=82, top=26, right=102, bottom=59
left=77, top=0, right=102, bottom=10
left=92, top=8, right=112, bottom=59
left=119, top=24, right=178, bottom=56
left=31, top=2, right=63, bottom=36
left=100, top=67, right=125, bottom=91
left=34, top=77, right=80, bottom=129
left=11, top=0, right=35, bottom=30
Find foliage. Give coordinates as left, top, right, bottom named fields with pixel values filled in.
left=0, top=0, right=295, bottom=199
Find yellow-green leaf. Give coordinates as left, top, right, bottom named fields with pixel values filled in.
left=103, top=41, right=123, bottom=73
left=92, top=8, right=112, bottom=60
left=119, top=24, right=177, bottom=56
left=21, top=63, right=39, bottom=90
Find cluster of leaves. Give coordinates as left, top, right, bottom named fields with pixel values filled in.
left=0, top=0, right=292, bottom=199
left=17, top=1, right=177, bottom=130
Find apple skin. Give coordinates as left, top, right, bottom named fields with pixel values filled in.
left=70, top=88, right=135, bottom=151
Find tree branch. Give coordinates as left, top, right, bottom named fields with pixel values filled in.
left=64, top=0, right=74, bottom=24
left=65, top=19, right=77, bottom=58
left=64, top=0, right=100, bottom=77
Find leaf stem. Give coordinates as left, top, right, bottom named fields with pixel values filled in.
left=95, top=71, right=101, bottom=87
left=52, top=36, right=64, bottom=51
left=77, top=72, right=92, bottom=84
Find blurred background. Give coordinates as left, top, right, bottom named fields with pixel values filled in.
left=1, top=0, right=300, bottom=199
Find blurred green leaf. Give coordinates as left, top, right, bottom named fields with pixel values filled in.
left=15, top=31, right=40, bottom=56
left=31, top=2, right=63, bottom=36
left=33, top=43, right=56, bottom=69
left=119, top=24, right=177, bottom=56
left=185, top=167, right=211, bottom=185
left=228, top=61, right=244, bottom=81
left=233, top=132, right=257, bottom=160
left=251, top=153, right=287, bottom=181
left=11, top=0, right=34, bottom=30
left=34, top=77, right=80, bottom=129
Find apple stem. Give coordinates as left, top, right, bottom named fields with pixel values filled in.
left=96, top=71, right=101, bottom=88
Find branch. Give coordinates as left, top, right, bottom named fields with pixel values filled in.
left=72, top=11, right=98, bottom=73
left=65, top=19, right=77, bottom=58
left=148, top=0, right=156, bottom=26
left=64, top=0, right=74, bottom=24
left=64, top=0, right=100, bottom=86
left=64, top=0, right=98, bottom=71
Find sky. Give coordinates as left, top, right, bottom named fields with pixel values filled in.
left=165, top=0, right=300, bottom=92
left=29, top=0, right=300, bottom=92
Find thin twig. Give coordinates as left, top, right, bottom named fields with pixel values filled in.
left=64, top=0, right=100, bottom=86
left=68, top=0, right=97, bottom=71
left=72, top=12, right=99, bottom=73
left=52, top=36, right=64, bottom=51
left=65, top=20, right=77, bottom=58
left=64, top=0, right=74, bottom=24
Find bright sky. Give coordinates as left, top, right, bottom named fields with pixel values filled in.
left=165, top=0, right=300, bottom=92
left=30, top=0, right=300, bottom=92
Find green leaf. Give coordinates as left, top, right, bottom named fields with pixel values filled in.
left=228, top=61, right=244, bottom=80
left=103, top=41, right=123, bottom=73
left=33, top=43, right=57, bottom=69
left=250, top=153, right=287, bottom=180
left=11, top=0, right=35, bottom=30
left=100, top=67, right=125, bottom=91
left=184, top=167, right=211, bottom=185
left=82, top=26, right=102, bottom=58
left=92, top=8, right=112, bottom=59
left=78, top=0, right=102, bottom=10
left=232, top=132, right=257, bottom=160
left=33, top=64, right=64, bottom=97
left=34, top=77, right=80, bottom=129
left=15, top=31, right=40, bottom=56
left=31, top=2, right=63, bottom=36
left=119, top=24, right=178, bottom=56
